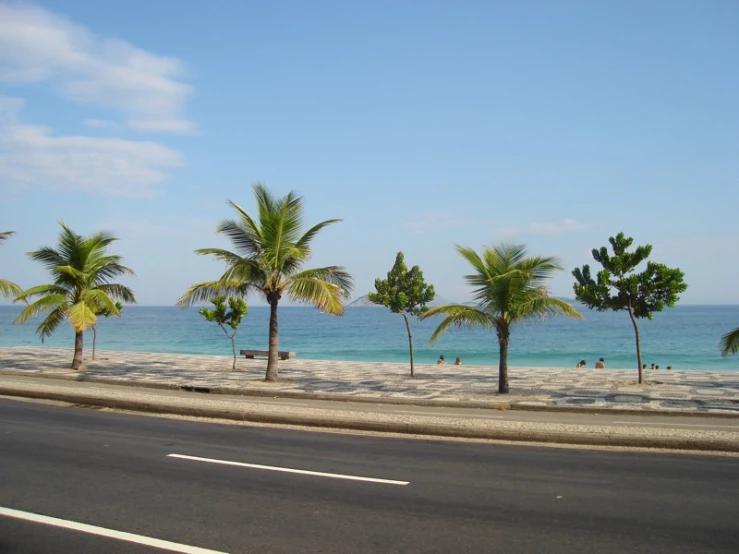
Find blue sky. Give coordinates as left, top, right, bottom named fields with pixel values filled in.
left=1, top=0, right=737, bottom=306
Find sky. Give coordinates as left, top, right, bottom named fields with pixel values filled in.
left=0, top=0, right=737, bottom=306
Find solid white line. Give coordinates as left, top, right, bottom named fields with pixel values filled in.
left=167, top=453, right=409, bottom=485
left=612, top=421, right=739, bottom=429
left=0, top=506, right=227, bottom=554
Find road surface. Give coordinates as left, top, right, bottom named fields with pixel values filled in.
left=1, top=398, right=737, bottom=553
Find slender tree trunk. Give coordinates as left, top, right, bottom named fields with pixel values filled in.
left=497, top=326, right=510, bottom=394
left=627, top=302, right=643, bottom=384
left=230, top=333, right=237, bottom=370
left=71, top=330, right=84, bottom=370
left=91, top=325, right=97, bottom=361
left=219, top=324, right=237, bottom=370
left=265, top=296, right=279, bottom=382
left=400, top=312, right=414, bottom=377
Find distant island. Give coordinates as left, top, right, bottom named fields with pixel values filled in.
left=348, top=295, right=579, bottom=308
left=348, top=294, right=449, bottom=308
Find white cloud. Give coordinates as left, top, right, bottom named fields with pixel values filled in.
left=82, top=118, right=113, bottom=128
left=0, top=2, right=194, bottom=134
left=501, top=218, right=588, bottom=236
left=405, top=211, right=466, bottom=234
left=0, top=96, right=184, bottom=196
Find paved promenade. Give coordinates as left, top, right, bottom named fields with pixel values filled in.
left=1, top=346, right=737, bottom=414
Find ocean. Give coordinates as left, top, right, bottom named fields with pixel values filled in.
left=0, top=304, right=737, bottom=371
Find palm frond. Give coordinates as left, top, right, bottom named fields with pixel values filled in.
left=289, top=266, right=354, bottom=297
left=66, top=301, right=97, bottom=331
left=95, top=284, right=137, bottom=303
left=720, top=327, right=739, bottom=357
left=513, top=295, right=582, bottom=321
left=14, top=294, right=69, bottom=324
left=81, top=289, right=119, bottom=315
left=0, top=230, right=15, bottom=244
left=177, top=280, right=251, bottom=307
left=27, top=247, right=66, bottom=270
left=285, top=268, right=353, bottom=314
left=0, top=278, right=23, bottom=300
left=36, top=307, right=66, bottom=342
left=420, top=304, right=496, bottom=342
left=15, top=284, right=69, bottom=303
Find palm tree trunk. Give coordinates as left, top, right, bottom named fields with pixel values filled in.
left=627, top=302, right=643, bottom=384
left=265, top=297, right=279, bottom=382
left=497, top=327, right=510, bottom=394
left=401, top=312, right=415, bottom=377
left=71, top=330, right=84, bottom=370
left=91, top=325, right=97, bottom=361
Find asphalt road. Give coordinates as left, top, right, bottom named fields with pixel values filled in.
left=1, top=398, right=737, bottom=554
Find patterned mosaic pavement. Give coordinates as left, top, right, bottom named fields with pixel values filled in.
left=1, top=346, right=738, bottom=414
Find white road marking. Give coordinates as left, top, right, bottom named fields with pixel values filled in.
left=393, top=410, right=504, bottom=418
left=0, top=506, right=227, bottom=554
left=612, top=421, right=739, bottom=429
left=167, top=453, right=409, bottom=485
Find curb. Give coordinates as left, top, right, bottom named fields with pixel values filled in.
left=1, top=384, right=738, bottom=454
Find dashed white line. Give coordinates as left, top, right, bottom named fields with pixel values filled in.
left=167, top=453, right=409, bottom=485
left=0, top=506, right=227, bottom=554
left=612, top=421, right=739, bottom=429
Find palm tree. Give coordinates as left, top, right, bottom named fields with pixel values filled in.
left=419, top=243, right=582, bottom=394
left=1, top=231, right=23, bottom=300
left=177, top=183, right=354, bottom=382
left=720, top=327, right=739, bottom=357
left=14, top=223, right=136, bottom=369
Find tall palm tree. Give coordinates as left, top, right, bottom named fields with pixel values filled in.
left=420, top=242, right=582, bottom=394
left=720, top=327, right=739, bottom=358
left=178, top=183, right=354, bottom=381
left=1, top=231, right=23, bottom=300
left=14, top=223, right=136, bottom=369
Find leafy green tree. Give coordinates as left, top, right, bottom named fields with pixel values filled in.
left=91, top=301, right=123, bottom=361
left=177, top=183, right=353, bottom=381
left=720, top=327, right=739, bottom=358
left=572, top=232, right=687, bottom=383
left=199, top=296, right=248, bottom=369
left=368, top=252, right=434, bottom=377
left=1, top=231, right=23, bottom=300
left=14, top=223, right=136, bottom=370
left=420, top=243, right=581, bottom=393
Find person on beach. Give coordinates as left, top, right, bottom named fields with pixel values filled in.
left=437, top=355, right=445, bottom=365
left=454, top=357, right=462, bottom=365
left=576, top=360, right=586, bottom=368
left=594, top=357, right=605, bottom=368
left=650, top=363, right=655, bottom=369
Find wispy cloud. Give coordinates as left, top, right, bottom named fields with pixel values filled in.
left=0, top=96, right=184, bottom=197
left=404, top=211, right=466, bottom=234
left=0, top=2, right=194, bottom=134
left=82, top=118, right=113, bottom=128
left=501, top=218, right=588, bottom=236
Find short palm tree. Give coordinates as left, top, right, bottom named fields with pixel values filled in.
left=1, top=231, right=23, bottom=300
left=177, top=183, right=354, bottom=381
left=420, top=243, right=582, bottom=394
left=14, top=223, right=136, bottom=369
left=720, top=327, right=739, bottom=357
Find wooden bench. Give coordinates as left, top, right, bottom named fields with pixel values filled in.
left=240, top=349, right=295, bottom=360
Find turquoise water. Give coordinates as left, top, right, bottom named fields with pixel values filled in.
left=0, top=305, right=737, bottom=370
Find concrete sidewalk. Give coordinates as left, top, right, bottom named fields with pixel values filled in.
left=2, top=372, right=739, bottom=454
left=1, top=346, right=738, bottom=415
